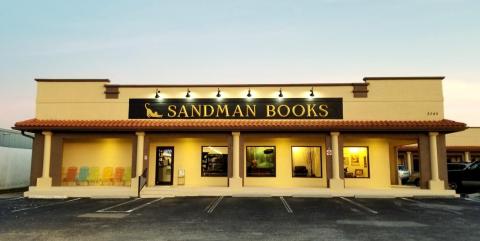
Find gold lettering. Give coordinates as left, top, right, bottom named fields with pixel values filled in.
left=232, top=105, right=244, bottom=117
left=203, top=105, right=215, bottom=117
left=318, top=104, right=329, bottom=118
left=246, top=104, right=256, bottom=117
left=277, top=104, right=291, bottom=117
left=178, top=105, right=189, bottom=117
left=266, top=105, right=276, bottom=117
left=216, top=104, right=230, bottom=117
left=191, top=105, right=201, bottom=117
left=307, top=104, right=318, bottom=117
left=167, top=105, right=177, bottom=117
left=292, top=104, right=306, bottom=117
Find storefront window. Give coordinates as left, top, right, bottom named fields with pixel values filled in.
left=343, top=147, right=369, bottom=178
left=246, top=146, right=276, bottom=177
left=447, top=152, right=464, bottom=163
left=201, top=146, right=228, bottom=177
left=291, top=146, right=322, bottom=178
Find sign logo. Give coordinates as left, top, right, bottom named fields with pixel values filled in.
left=129, top=98, right=343, bottom=119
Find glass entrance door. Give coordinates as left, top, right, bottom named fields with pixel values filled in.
left=156, top=146, right=174, bottom=185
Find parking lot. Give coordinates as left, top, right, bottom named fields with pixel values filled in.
left=1, top=193, right=480, bottom=241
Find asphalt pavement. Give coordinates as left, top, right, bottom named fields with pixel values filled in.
left=1, top=193, right=480, bottom=241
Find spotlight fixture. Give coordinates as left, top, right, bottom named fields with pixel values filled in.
left=309, top=87, right=314, bottom=98
left=186, top=88, right=191, bottom=98
left=155, top=89, right=160, bottom=99
left=247, top=88, right=252, bottom=98
left=216, top=88, right=221, bottom=98
left=278, top=88, right=283, bottom=98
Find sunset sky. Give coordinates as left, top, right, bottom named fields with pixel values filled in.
left=1, top=0, right=479, bottom=128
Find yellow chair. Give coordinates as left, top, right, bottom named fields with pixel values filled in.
left=101, top=167, right=114, bottom=186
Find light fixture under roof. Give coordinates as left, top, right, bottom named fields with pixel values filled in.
left=247, top=88, right=252, bottom=98
left=278, top=88, right=283, bottom=98
left=216, top=88, right=221, bottom=98
left=186, top=88, right=191, bottom=98
left=309, top=87, right=314, bottom=98
left=155, top=89, right=160, bottom=99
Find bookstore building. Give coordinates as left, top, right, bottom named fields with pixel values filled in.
left=14, top=77, right=467, bottom=198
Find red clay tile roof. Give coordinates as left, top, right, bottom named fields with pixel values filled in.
left=13, top=118, right=467, bottom=132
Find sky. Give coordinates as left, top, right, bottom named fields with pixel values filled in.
left=0, top=0, right=479, bottom=128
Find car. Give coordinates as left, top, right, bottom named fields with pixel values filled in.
left=448, top=160, right=480, bottom=191
left=447, top=162, right=469, bottom=171
left=407, top=172, right=420, bottom=186
left=397, top=165, right=410, bottom=184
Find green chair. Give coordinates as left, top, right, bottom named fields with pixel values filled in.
left=87, top=167, right=100, bottom=185
left=77, top=167, right=89, bottom=185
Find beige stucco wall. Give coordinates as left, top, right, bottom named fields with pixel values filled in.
left=446, top=127, right=480, bottom=146
left=35, top=78, right=445, bottom=121
left=343, top=138, right=391, bottom=189
left=62, top=138, right=133, bottom=186
left=147, top=135, right=229, bottom=187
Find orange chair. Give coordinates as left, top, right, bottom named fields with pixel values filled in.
left=62, top=167, right=78, bottom=186
left=113, top=167, right=125, bottom=186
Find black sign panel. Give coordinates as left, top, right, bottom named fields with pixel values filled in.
left=129, top=98, right=343, bottom=119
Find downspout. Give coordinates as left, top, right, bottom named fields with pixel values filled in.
left=21, top=131, right=35, bottom=139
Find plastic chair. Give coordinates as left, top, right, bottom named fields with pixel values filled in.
left=62, top=167, right=78, bottom=186
left=123, top=167, right=132, bottom=186
left=101, top=167, right=114, bottom=185
left=113, top=167, right=125, bottom=186
left=87, top=167, right=100, bottom=185
left=77, top=167, right=89, bottom=185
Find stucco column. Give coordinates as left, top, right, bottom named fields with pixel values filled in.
left=136, top=132, right=145, bottom=177
left=429, top=132, right=444, bottom=190
left=406, top=151, right=413, bottom=173
left=37, top=131, right=52, bottom=187
left=329, top=132, right=344, bottom=189
left=229, top=132, right=242, bottom=188
left=465, top=152, right=471, bottom=163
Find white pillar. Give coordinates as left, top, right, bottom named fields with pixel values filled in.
left=37, top=131, right=52, bottom=187
left=229, top=132, right=242, bottom=188
left=428, top=132, right=444, bottom=190
left=329, top=132, right=344, bottom=189
left=406, top=151, right=413, bottom=173
left=136, top=132, right=145, bottom=177
left=465, top=151, right=471, bottom=163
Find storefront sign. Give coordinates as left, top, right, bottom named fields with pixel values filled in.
left=129, top=98, right=343, bottom=119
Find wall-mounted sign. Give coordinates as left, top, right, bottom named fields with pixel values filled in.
left=129, top=98, right=343, bottom=119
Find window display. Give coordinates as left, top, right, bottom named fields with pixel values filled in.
left=343, top=147, right=369, bottom=178
left=201, top=146, right=228, bottom=177
left=246, top=146, right=276, bottom=177
left=291, top=146, right=322, bottom=177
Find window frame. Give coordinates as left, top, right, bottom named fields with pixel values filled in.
left=291, top=146, right=323, bottom=178
left=343, top=146, right=370, bottom=179
left=200, top=145, right=229, bottom=177
left=245, top=146, right=276, bottom=177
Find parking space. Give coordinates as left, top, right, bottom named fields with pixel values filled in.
left=1, top=196, right=480, bottom=240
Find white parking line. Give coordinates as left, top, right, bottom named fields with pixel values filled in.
left=206, top=196, right=223, bottom=214
left=400, top=198, right=422, bottom=204
left=96, top=198, right=141, bottom=212
left=11, top=198, right=82, bottom=213
left=339, top=197, right=378, bottom=215
left=1, top=196, right=24, bottom=201
left=126, top=198, right=163, bottom=213
left=279, top=197, right=293, bottom=214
